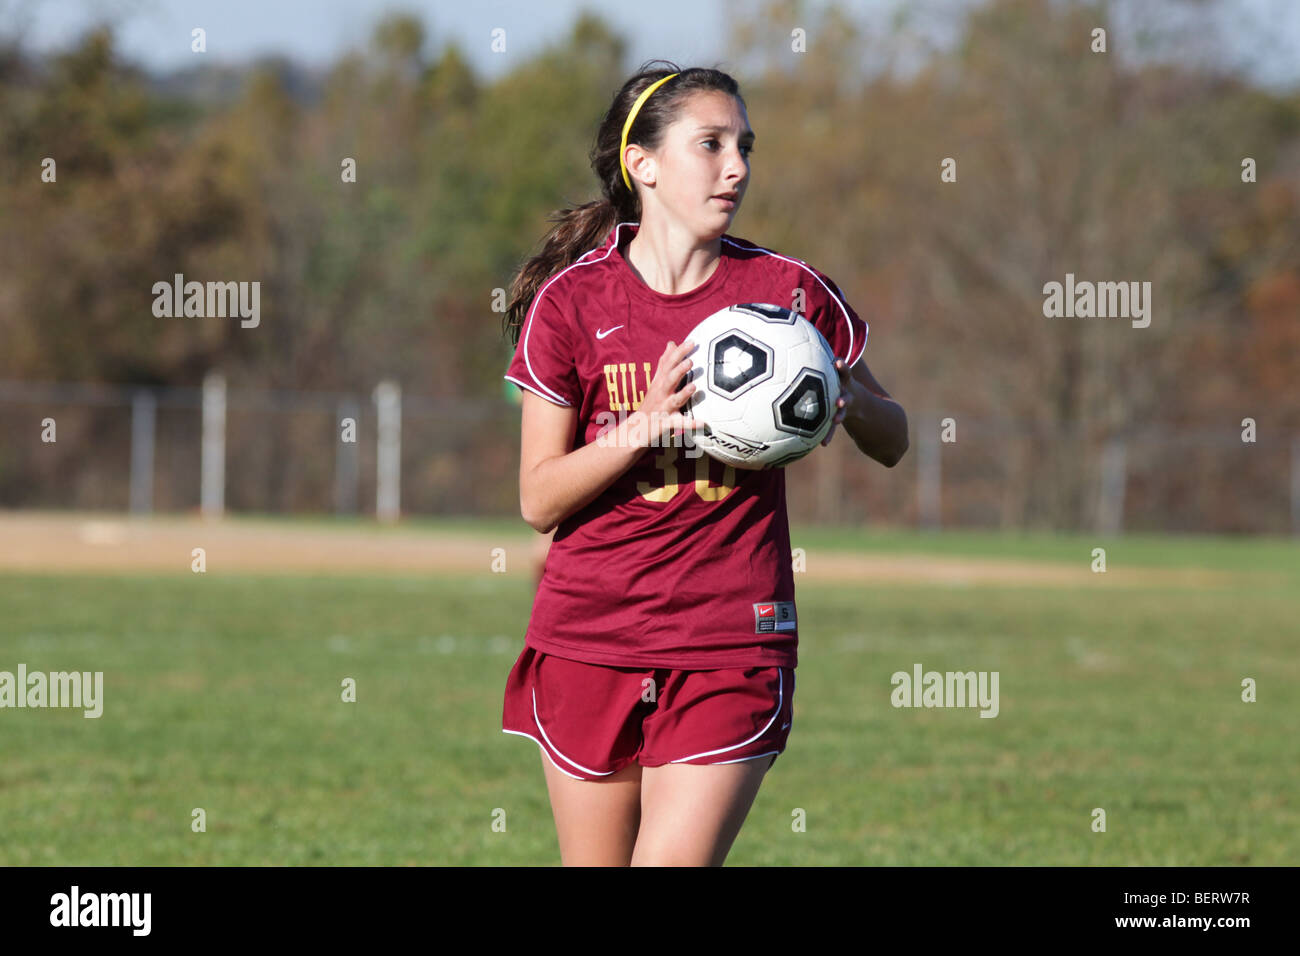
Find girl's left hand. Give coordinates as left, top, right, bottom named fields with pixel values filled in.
left=820, top=358, right=854, bottom=447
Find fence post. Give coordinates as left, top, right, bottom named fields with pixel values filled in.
left=1292, top=438, right=1300, bottom=538
left=201, top=373, right=226, bottom=518
left=335, top=397, right=360, bottom=516
left=129, top=389, right=156, bottom=514
left=374, top=381, right=401, bottom=522
left=1096, top=437, right=1127, bottom=534
left=918, top=412, right=941, bottom=530
left=816, top=426, right=844, bottom=524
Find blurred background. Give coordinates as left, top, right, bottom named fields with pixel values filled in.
left=0, top=0, right=1297, bottom=533
left=2, top=0, right=1298, bottom=868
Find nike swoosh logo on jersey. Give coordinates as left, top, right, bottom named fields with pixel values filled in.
left=595, top=325, right=623, bottom=339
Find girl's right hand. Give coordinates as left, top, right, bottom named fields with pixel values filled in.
left=629, top=339, right=709, bottom=448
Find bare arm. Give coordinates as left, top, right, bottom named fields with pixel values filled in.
left=518, top=339, right=706, bottom=534
left=518, top=393, right=640, bottom=534
left=822, top=357, right=909, bottom=467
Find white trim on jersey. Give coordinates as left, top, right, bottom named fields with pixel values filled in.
left=503, top=373, right=572, bottom=408
left=510, top=221, right=868, bottom=404
left=508, top=222, right=641, bottom=407
left=667, top=668, right=784, bottom=763
left=720, top=235, right=869, bottom=369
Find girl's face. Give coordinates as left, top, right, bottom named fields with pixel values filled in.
left=631, top=91, right=755, bottom=236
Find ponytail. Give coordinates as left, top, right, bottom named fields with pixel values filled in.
left=503, top=198, right=624, bottom=348
left=503, top=61, right=743, bottom=349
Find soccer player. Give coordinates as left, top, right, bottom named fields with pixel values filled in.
left=501, top=62, right=908, bottom=866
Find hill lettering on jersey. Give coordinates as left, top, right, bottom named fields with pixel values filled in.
left=603, top=361, right=653, bottom=411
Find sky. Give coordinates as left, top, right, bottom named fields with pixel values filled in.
left=6, top=0, right=1299, bottom=89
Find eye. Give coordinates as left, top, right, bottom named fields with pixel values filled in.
left=705, top=138, right=754, bottom=157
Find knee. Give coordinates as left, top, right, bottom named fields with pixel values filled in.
left=629, top=844, right=721, bottom=867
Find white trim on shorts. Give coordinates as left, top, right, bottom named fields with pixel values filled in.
left=503, top=686, right=619, bottom=780
left=530, top=687, right=619, bottom=776
left=502, top=729, right=585, bottom=780
left=668, top=669, right=785, bottom=763
left=707, top=749, right=781, bottom=765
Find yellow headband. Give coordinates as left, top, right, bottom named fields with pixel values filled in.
left=620, top=73, right=679, bottom=191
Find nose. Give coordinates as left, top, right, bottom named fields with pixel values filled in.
left=725, top=147, right=748, bottom=190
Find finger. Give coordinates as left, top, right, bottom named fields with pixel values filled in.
left=668, top=413, right=706, bottom=430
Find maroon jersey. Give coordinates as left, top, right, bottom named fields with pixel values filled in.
left=505, top=221, right=868, bottom=669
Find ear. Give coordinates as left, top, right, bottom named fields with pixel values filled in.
left=624, top=143, right=655, bottom=187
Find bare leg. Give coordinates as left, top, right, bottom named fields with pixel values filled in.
left=630, top=755, right=774, bottom=866
left=540, top=752, right=643, bottom=866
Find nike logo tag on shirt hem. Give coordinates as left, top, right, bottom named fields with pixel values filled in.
left=595, top=325, right=623, bottom=339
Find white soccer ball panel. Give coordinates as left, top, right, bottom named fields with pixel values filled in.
left=683, top=304, right=840, bottom=469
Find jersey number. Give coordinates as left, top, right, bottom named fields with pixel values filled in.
left=637, top=448, right=737, bottom=502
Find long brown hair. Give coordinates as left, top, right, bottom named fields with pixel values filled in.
left=503, top=61, right=744, bottom=348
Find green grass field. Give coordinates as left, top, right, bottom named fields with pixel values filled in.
left=1, top=521, right=1296, bottom=865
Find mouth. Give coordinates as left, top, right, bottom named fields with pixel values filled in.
left=712, top=192, right=738, bottom=207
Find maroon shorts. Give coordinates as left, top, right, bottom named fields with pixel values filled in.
left=502, top=644, right=795, bottom=781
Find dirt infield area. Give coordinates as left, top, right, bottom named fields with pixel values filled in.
left=0, top=511, right=1242, bottom=588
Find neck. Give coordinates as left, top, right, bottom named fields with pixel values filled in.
left=624, top=221, right=723, bottom=295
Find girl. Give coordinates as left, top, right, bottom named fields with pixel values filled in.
left=501, top=62, right=908, bottom=866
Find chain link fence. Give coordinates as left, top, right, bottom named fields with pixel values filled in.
left=1, top=378, right=1296, bottom=535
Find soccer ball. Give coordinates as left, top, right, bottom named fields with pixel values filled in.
left=682, top=303, right=840, bottom=470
